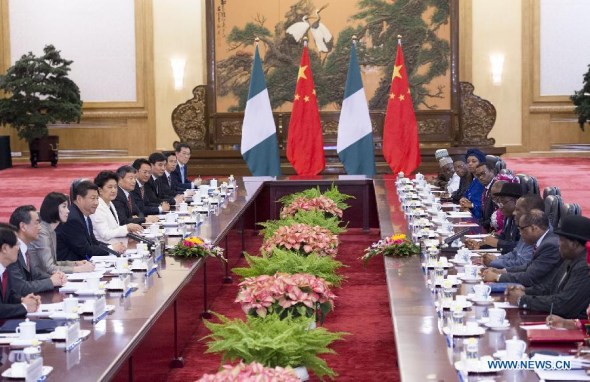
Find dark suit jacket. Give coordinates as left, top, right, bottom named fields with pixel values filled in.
left=451, top=174, right=472, bottom=203
left=113, top=186, right=145, bottom=225
left=496, top=216, right=519, bottom=254
left=7, top=250, right=53, bottom=296
left=171, top=164, right=192, bottom=191
left=163, top=171, right=183, bottom=195
left=56, top=204, right=109, bottom=261
left=131, top=182, right=160, bottom=216
left=144, top=177, right=176, bottom=206
left=0, top=270, right=28, bottom=318
left=521, top=253, right=590, bottom=318
left=479, top=180, right=497, bottom=231
left=499, top=230, right=562, bottom=287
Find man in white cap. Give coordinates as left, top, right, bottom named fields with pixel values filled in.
left=439, top=157, right=459, bottom=194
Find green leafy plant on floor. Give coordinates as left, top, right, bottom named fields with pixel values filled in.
left=278, top=185, right=354, bottom=212
left=259, top=210, right=346, bottom=239
left=203, top=313, right=347, bottom=380
left=0, top=45, right=82, bottom=142
left=232, top=249, right=346, bottom=287
left=571, top=63, right=590, bottom=131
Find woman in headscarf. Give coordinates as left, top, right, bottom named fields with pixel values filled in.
left=458, top=148, right=486, bottom=219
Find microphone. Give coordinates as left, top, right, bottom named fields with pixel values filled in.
left=98, top=242, right=123, bottom=257
left=127, top=233, right=157, bottom=247
left=439, top=227, right=473, bottom=248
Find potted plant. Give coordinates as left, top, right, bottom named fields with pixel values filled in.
left=259, top=210, right=347, bottom=238
left=197, top=361, right=300, bottom=381
left=278, top=185, right=354, bottom=219
left=572, top=64, right=590, bottom=131
left=260, top=223, right=339, bottom=258
left=232, top=248, right=346, bottom=287
left=203, top=312, right=347, bottom=380
left=0, top=45, right=83, bottom=167
left=235, top=273, right=337, bottom=324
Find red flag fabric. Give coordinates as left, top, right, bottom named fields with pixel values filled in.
left=382, top=41, right=421, bottom=175
left=286, top=44, right=325, bottom=175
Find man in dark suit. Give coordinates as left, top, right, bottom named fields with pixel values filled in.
left=113, top=165, right=159, bottom=225
left=145, top=152, right=183, bottom=207
left=474, top=162, right=497, bottom=231
left=56, top=180, right=122, bottom=261
left=483, top=209, right=561, bottom=287
left=171, top=142, right=195, bottom=192
left=162, top=151, right=182, bottom=195
left=507, top=215, right=590, bottom=319
left=131, top=158, right=169, bottom=216
left=0, top=223, right=40, bottom=318
left=7, top=206, right=67, bottom=296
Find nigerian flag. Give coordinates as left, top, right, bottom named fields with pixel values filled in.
left=337, top=42, right=376, bottom=176
left=241, top=44, right=281, bottom=176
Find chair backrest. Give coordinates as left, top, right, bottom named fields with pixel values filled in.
left=542, top=186, right=561, bottom=199
left=559, top=202, right=583, bottom=227
left=486, top=155, right=501, bottom=175
left=516, top=174, right=540, bottom=195
left=499, top=168, right=514, bottom=176
left=495, top=159, right=507, bottom=174
left=544, top=195, right=563, bottom=229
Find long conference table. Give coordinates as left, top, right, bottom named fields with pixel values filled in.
left=4, top=176, right=579, bottom=381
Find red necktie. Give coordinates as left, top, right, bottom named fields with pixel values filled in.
left=127, top=194, right=133, bottom=212
left=24, top=251, right=31, bottom=272
left=140, top=186, right=145, bottom=199
left=1, top=272, right=8, bottom=301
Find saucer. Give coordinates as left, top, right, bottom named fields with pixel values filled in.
left=443, top=325, right=486, bottom=337
left=160, top=222, right=179, bottom=227
left=449, top=258, right=470, bottom=265
left=2, top=365, right=53, bottom=379
left=105, top=282, right=138, bottom=291
left=74, top=289, right=106, bottom=296
left=484, top=320, right=510, bottom=330
left=466, top=294, right=495, bottom=305
left=428, top=279, right=462, bottom=287
left=457, top=274, right=482, bottom=283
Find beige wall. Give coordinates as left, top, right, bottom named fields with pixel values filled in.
left=153, top=0, right=207, bottom=151
left=471, top=0, right=522, bottom=148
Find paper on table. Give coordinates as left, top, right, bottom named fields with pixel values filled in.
left=533, top=354, right=590, bottom=380
left=452, top=223, right=479, bottom=227
left=520, top=324, right=552, bottom=330
left=67, top=270, right=105, bottom=281
left=59, top=282, right=85, bottom=293
left=90, top=255, right=117, bottom=263
left=493, top=302, right=519, bottom=309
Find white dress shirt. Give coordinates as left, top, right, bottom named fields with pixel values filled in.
left=446, top=173, right=460, bottom=194
left=90, top=198, right=128, bottom=242
left=18, top=238, right=29, bottom=268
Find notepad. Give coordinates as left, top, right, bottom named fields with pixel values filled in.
left=527, top=329, right=585, bottom=343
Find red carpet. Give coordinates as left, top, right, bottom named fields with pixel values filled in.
left=0, top=162, right=125, bottom=221
left=503, top=157, right=590, bottom=216
left=166, top=229, right=400, bottom=382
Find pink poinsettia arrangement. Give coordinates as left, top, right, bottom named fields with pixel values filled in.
left=235, top=273, right=336, bottom=322
left=280, top=195, right=343, bottom=219
left=197, top=361, right=299, bottom=382
left=261, top=223, right=338, bottom=257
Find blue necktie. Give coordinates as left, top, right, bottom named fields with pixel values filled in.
left=180, top=165, right=185, bottom=183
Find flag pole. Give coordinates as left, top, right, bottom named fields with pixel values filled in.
left=255, top=37, right=259, bottom=46
left=397, top=34, right=402, bottom=45
left=352, top=34, right=358, bottom=46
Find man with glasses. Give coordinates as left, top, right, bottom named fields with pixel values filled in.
left=474, top=162, right=497, bottom=231
left=482, top=209, right=560, bottom=286
left=507, top=215, right=590, bottom=319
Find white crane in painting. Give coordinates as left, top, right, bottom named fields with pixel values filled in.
left=286, top=15, right=312, bottom=43
left=309, top=4, right=333, bottom=53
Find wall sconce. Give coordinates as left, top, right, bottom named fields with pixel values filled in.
left=170, top=58, right=186, bottom=90
left=489, top=53, right=505, bottom=86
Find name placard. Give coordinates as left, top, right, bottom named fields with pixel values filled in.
left=65, top=321, right=81, bottom=351
left=25, top=357, right=43, bottom=382
left=93, top=297, right=107, bottom=323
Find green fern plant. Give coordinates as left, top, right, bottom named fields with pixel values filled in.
left=278, top=185, right=354, bottom=211
left=259, top=210, right=346, bottom=240
left=203, top=313, right=347, bottom=380
left=232, top=249, right=346, bottom=287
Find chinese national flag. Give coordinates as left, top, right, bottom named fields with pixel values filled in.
left=382, top=40, right=421, bottom=175
left=286, top=44, right=325, bottom=175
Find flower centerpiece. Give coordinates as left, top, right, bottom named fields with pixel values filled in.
left=197, top=361, right=299, bottom=382
left=171, top=236, right=225, bottom=260
left=203, top=313, right=347, bottom=380
left=280, top=195, right=343, bottom=219
left=261, top=223, right=338, bottom=257
left=235, top=273, right=336, bottom=323
left=360, top=234, right=420, bottom=263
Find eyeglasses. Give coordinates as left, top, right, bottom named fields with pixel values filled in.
left=517, top=225, right=531, bottom=231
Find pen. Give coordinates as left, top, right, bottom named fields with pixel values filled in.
left=547, top=302, right=554, bottom=327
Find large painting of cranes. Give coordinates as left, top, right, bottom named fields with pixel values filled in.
left=212, top=0, right=452, bottom=113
